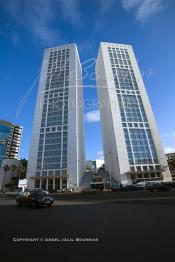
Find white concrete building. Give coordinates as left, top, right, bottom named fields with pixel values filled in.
left=0, top=119, right=23, bottom=167
left=27, top=44, right=85, bottom=191
left=0, top=159, right=23, bottom=190
left=96, top=42, right=171, bottom=185
left=86, top=159, right=104, bottom=171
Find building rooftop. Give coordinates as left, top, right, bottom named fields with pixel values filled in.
left=0, top=119, right=12, bottom=127
left=0, top=119, right=23, bottom=129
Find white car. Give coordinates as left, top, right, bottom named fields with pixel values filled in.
left=57, top=188, right=73, bottom=193
left=135, top=181, right=147, bottom=187
left=57, top=189, right=65, bottom=193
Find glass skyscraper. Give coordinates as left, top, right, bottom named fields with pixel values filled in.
left=27, top=44, right=85, bottom=191
left=96, top=42, right=171, bottom=184
left=0, top=119, right=22, bottom=167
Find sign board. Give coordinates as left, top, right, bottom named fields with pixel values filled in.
left=18, top=179, right=28, bottom=191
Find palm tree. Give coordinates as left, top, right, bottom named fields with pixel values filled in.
left=19, top=159, right=27, bottom=179
left=20, top=158, right=27, bottom=169
left=17, top=164, right=26, bottom=180
left=10, top=164, right=18, bottom=188
left=2, top=165, right=10, bottom=193
left=10, top=164, right=17, bottom=177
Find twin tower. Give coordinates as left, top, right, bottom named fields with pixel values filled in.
left=26, top=42, right=171, bottom=191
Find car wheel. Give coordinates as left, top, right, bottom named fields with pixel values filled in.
left=31, top=202, right=38, bottom=209
left=17, top=202, right=23, bottom=207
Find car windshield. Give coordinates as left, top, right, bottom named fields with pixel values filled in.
left=22, top=189, right=49, bottom=197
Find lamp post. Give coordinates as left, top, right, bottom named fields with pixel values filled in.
left=107, top=152, right=111, bottom=187
left=77, top=159, right=80, bottom=188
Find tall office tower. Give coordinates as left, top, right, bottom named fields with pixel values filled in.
left=0, top=119, right=23, bottom=167
left=27, top=44, right=85, bottom=191
left=96, top=42, right=171, bottom=184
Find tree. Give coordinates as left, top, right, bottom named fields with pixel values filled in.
left=86, top=165, right=92, bottom=171
left=10, top=164, right=17, bottom=177
left=17, top=164, right=26, bottom=180
left=20, top=158, right=28, bottom=168
left=2, top=165, right=10, bottom=193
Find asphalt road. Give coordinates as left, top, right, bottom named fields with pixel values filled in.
left=1, top=191, right=175, bottom=262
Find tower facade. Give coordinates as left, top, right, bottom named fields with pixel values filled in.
left=0, top=119, right=22, bottom=167
left=96, top=42, right=171, bottom=184
left=27, top=44, right=85, bottom=191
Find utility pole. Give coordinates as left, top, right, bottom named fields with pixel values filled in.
left=108, top=152, right=111, bottom=187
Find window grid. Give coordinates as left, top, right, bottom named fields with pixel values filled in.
left=36, top=48, right=69, bottom=172
left=108, top=48, right=157, bottom=167
left=108, top=48, right=139, bottom=92
left=126, top=129, right=158, bottom=165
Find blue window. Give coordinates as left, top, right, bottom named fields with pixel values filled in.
left=123, top=129, right=134, bottom=165
left=128, top=129, right=157, bottom=164
left=118, top=95, right=145, bottom=122
left=36, top=49, right=69, bottom=171
left=0, top=125, right=11, bottom=166
left=117, top=69, right=134, bottom=90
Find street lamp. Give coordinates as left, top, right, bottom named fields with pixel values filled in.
left=107, top=152, right=111, bottom=187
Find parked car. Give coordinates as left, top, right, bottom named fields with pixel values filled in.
left=163, top=181, right=175, bottom=187
left=145, top=182, right=172, bottom=192
left=110, top=184, right=121, bottom=192
left=57, top=189, right=66, bottom=193
left=64, top=188, right=73, bottom=192
left=56, top=188, right=73, bottom=193
left=122, top=184, right=145, bottom=191
left=135, top=181, right=147, bottom=187
left=16, top=189, right=54, bottom=208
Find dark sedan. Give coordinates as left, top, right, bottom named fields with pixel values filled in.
left=145, top=182, right=172, bottom=192
left=16, top=189, right=54, bottom=208
left=121, top=184, right=145, bottom=191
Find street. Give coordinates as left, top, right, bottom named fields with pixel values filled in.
left=1, top=191, right=175, bottom=261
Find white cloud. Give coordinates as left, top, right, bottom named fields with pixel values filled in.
left=161, top=133, right=169, bottom=138
left=99, top=0, right=113, bottom=14
left=164, top=147, right=175, bottom=154
left=147, top=67, right=154, bottom=78
left=122, top=0, right=141, bottom=9
left=58, top=0, right=81, bottom=28
left=1, top=0, right=59, bottom=45
left=161, top=132, right=175, bottom=138
left=96, top=150, right=104, bottom=160
left=84, top=110, right=100, bottom=122
left=11, top=31, right=20, bottom=45
left=121, top=0, right=167, bottom=23
left=94, top=0, right=113, bottom=31
left=1, top=0, right=82, bottom=45
left=78, top=41, right=93, bottom=54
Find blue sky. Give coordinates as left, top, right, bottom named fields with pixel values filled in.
left=0, top=0, right=175, bottom=160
